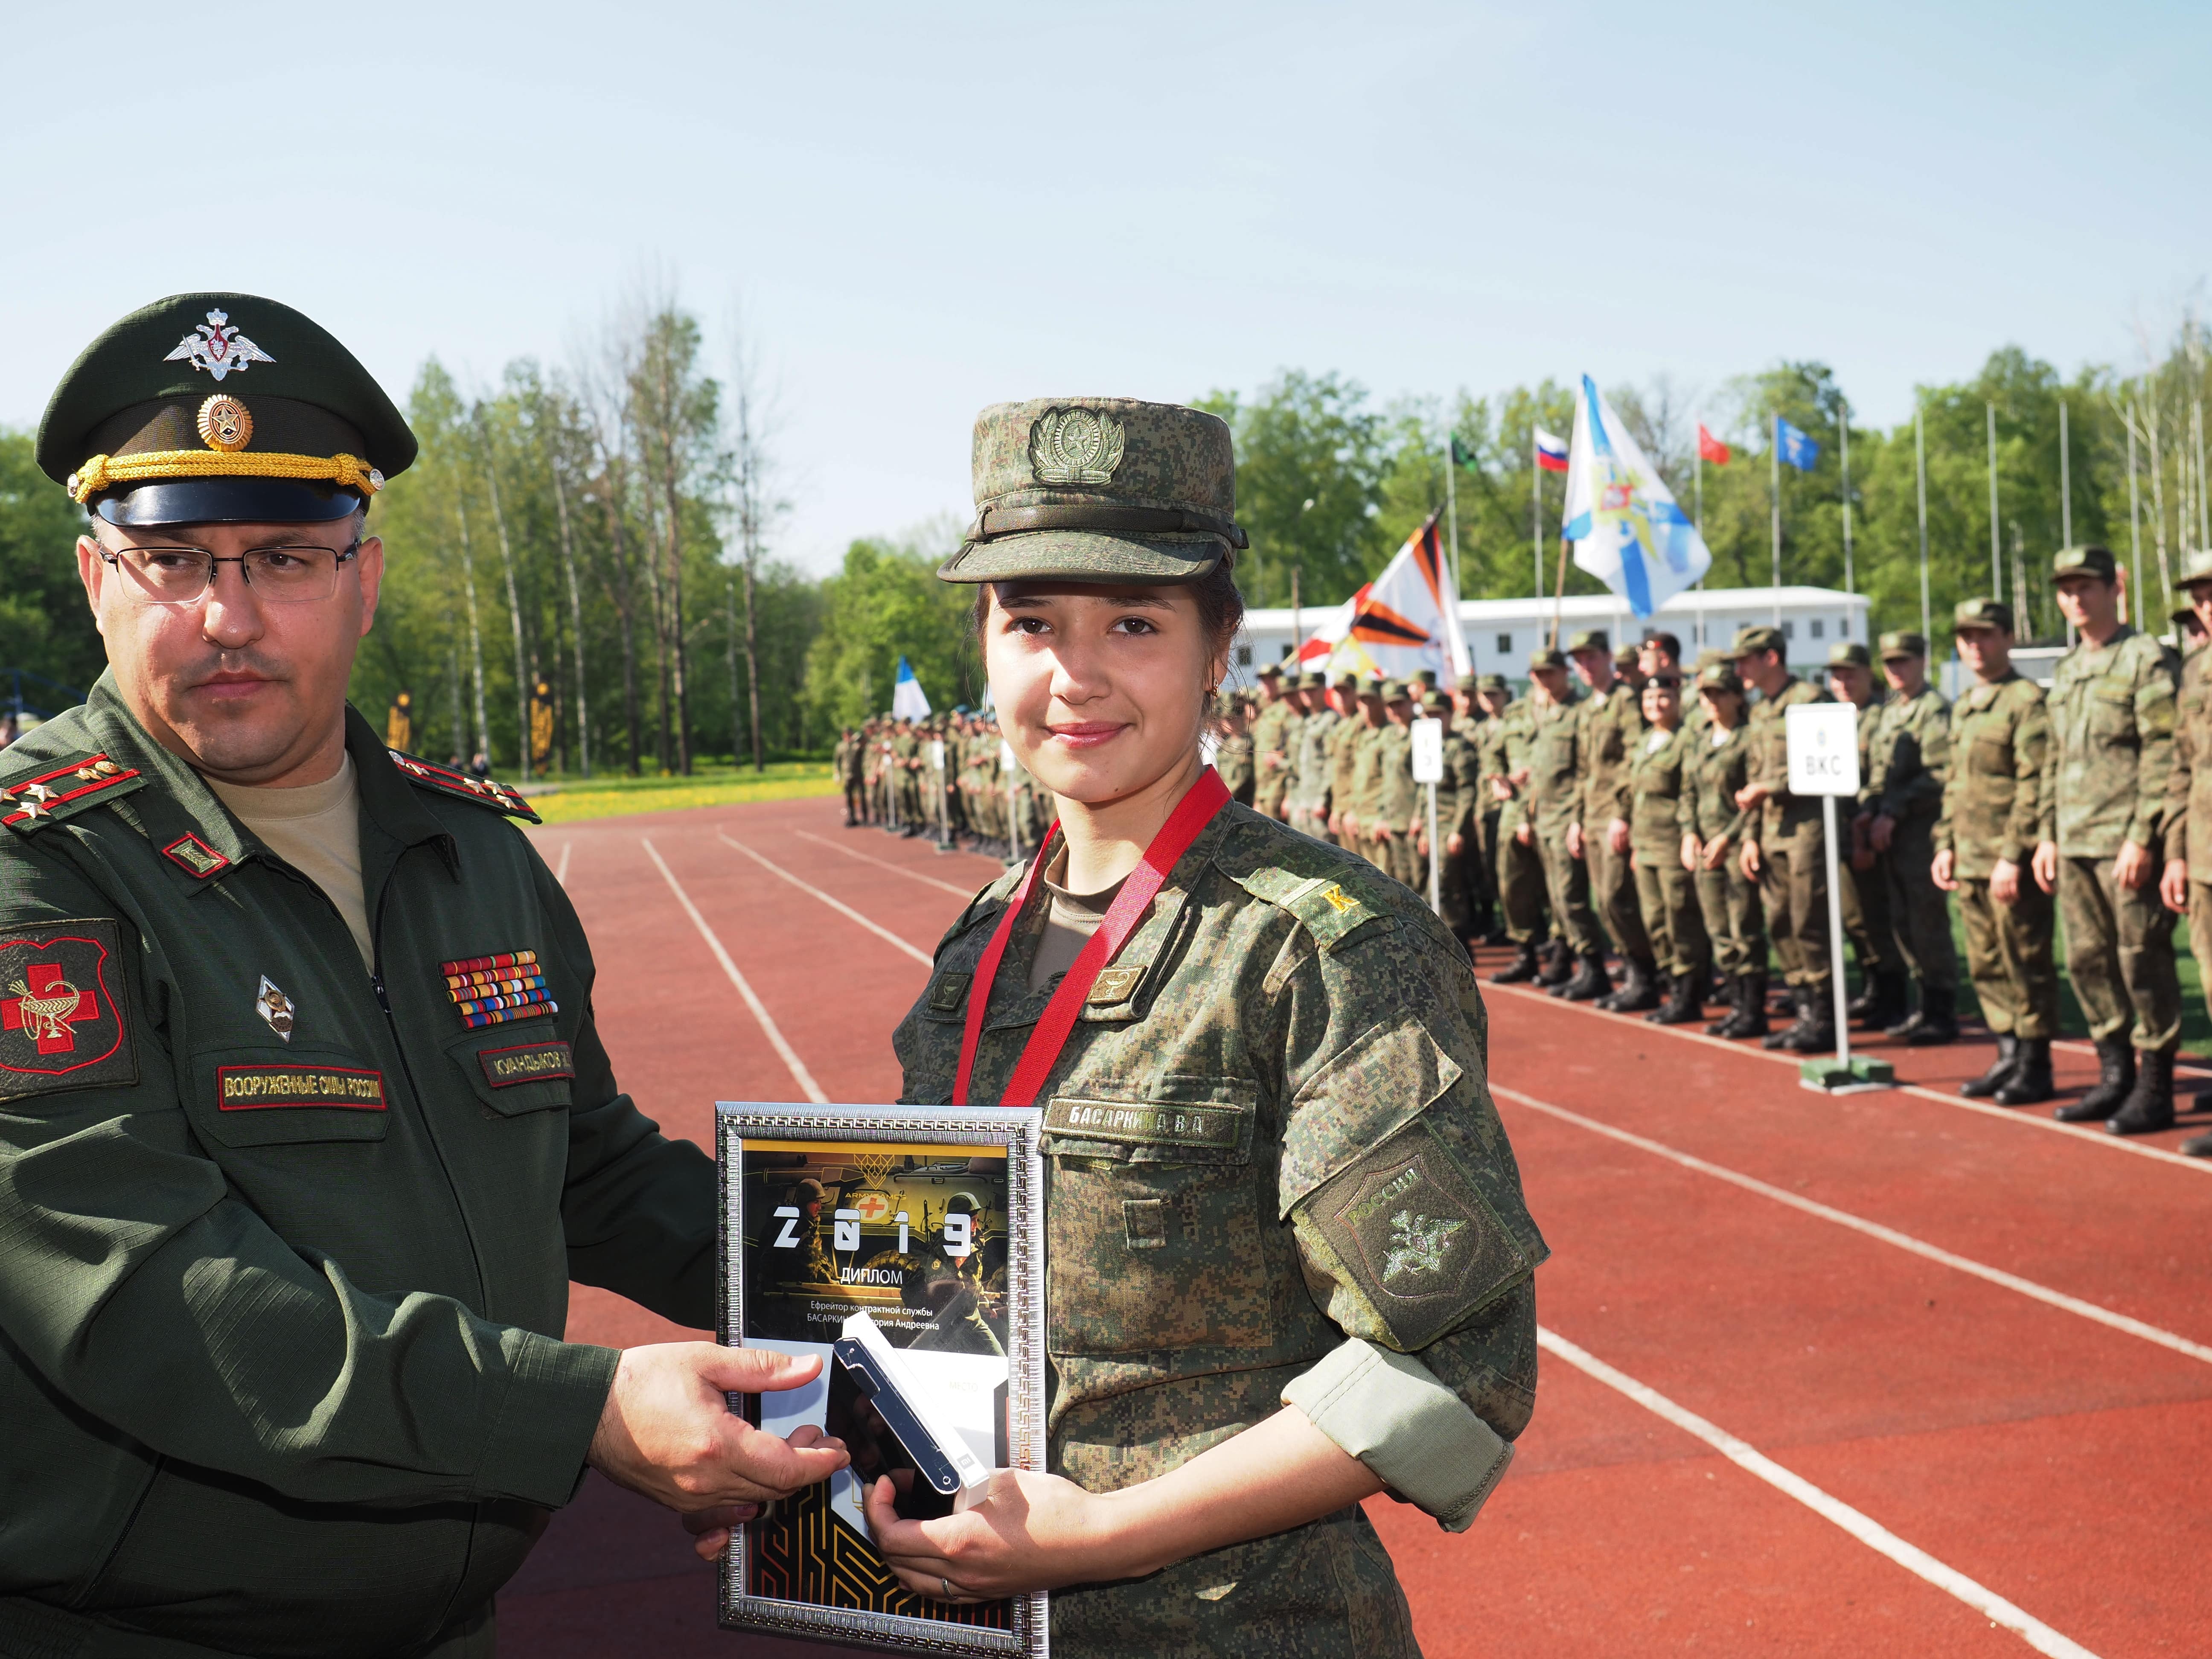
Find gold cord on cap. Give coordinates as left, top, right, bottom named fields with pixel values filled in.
left=67, top=449, right=384, bottom=504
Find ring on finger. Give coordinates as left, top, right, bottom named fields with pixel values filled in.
left=940, top=1576, right=953, bottom=1601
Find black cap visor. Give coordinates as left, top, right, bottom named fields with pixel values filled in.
left=93, top=477, right=364, bottom=528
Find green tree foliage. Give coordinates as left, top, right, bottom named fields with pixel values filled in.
left=803, top=531, right=979, bottom=733
left=0, top=433, right=103, bottom=710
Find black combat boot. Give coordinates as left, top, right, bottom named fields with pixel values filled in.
left=1902, top=985, right=1960, bottom=1046
left=1783, top=998, right=1837, bottom=1054
left=2054, top=1039, right=2135, bottom=1122
left=1601, top=955, right=1662, bottom=1013
left=1959, top=1034, right=2020, bottom=1098
left=1490, top=943, right=1542, bottom=984
left=1763, top=988, right=1811, bottom=1049
left=1558, top=949, right=1612, bottom=1002
left=2180, top=1128, right=2212, bottom=1157
left=1703, top=976, right=1742, bottom=1036
left=1719, top=972, right=1770, bottom=1039
left=2105, top=1050, right=2177, bottom=1136
left=1994, top=1038, right=2054, bottom=1106
left=1648, top=972, right=1703, bottom=1025
left=1537, top=940, right=1574, bottom=988
left=1858, top=970, right=1911, bottom=1033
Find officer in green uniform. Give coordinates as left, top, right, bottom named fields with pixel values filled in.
left=1525, top=649, right=1606, bottom=998
left=1934, top=599, right=2058, bottom=1105
left=1487, top=678, right=1556, bottom=983
left=891, top=395, right=1542, bottom=1656
left=0, top=294, right=847, bottom=1658
left=1628, top=667, right=1709, bottom=1024
left=1682, top=663, right=1768, bottom=1037
left=1828, top=642, right=1909, bottom=1030
left=2160, top=551, right=2212, bottom=1154
left=1862, top=631, right=1958, bottom=1043
left=1567, top=630, right=1656, bottom=1010
left=1729, top=624, right=1837, bottom=1053
left=2037, top=546, right=2183, bottom=1132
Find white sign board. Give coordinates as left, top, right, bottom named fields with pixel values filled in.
left=929, top=740, right=946, bottom=770
left=1785, top=702, right=1860, bottom=797
left=999, top=739, right=1016, bottom=773
left=1410, top=717, right=1444, bottom=784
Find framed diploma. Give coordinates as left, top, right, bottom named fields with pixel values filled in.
left=716, top=1103, right=1048, bottom=1657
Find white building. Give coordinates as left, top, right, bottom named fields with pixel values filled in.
left=1233, top=585, right=1873, bottom=684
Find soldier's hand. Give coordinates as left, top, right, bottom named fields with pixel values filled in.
left=1446, top=832, right=1465, bottom=857
left=2162, top=857, right=2190, bottom=914
left=1869, top=813, right=1897, bottom=854
left=1703, top=832, right=1732, bottom=871
left=1740, top=840, right=1762, bottom=880
left=2031, top=841, right=2058, bottom=894
left=1607, top=818, right=1630, bottom=856
left=1513, top=823, right=1533, bottom=848
left=1932, top=847, right=1958, bottom=892
left=1734, top=781, right=1770, bottom=812
left=1490, top=776, right=1514, bottom=802
left=864, top=1467, right=1113, bottom=1599
left=2114, top=839, right=2153, bottom=891
left=1566, top=823, right=1585, bottom=860
left=1681, top=833, right=1700, bottom=873
left=1991, top=858, right=2021, bottom=905
left=588, top=1343, right=849, bottom=1516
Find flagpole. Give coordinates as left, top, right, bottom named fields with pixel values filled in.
left=1290, top=566, right=1302, bottom=660
left=1986, top=401, right=2001, bottom=597
left=2195, top=399, right=2209, bottom=554
left=2060, top=399, right=2073, bottom=547
left=1531, top=428, right=1543, bottom=601
left=1770, top=411, right=1782, bottom=625
left=2129, top=421, right=2144, bottom=627
left=1839, top=400, right=1854, bottom=598
left=1915, top=403, right=1931, bottom=645
left=1445, top=434, right=1462, bottom=602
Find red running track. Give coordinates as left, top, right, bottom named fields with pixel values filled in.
left=501, top=795, right=2212, bottom=1658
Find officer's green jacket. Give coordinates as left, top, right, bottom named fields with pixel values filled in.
left=1521, top=693, right=1583, bottom=837
left=2162, top=646, right=2212, bottom=880
left=0, top=678, right=712, bottom=1658
left=1743, top=675, right=1834, bottom=839
left=1866, top=685, right=1951, bottom=823
left=1680, top=721, right=1754, bottom=843
left=2037, top=625, right=2179, bottom=858
left=1934, top=672, right=2048, bottom=882
left=1627, top=723, right=1694, bottom=866
left=895, top=806, right=1544, bottom=1656
left=1575, top=680, right=1646, bottom=830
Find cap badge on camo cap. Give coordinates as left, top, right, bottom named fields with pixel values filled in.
left=1029, top=407, right=1126, bottom=486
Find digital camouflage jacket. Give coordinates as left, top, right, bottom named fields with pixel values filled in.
left=2038, top=625, right=2178, bottom=858
left=1576, top=679, right=1647, bottom=830
left=2162, top=646, right=2212, bottom=879
left=1679, top=721, right=1754, bottom=844
left=1626, top=723, right=1696, bottom=867
left=1518, top=693, right=1584, bottom=838
left=895, top=806, right=1545, bottom=1656
left=1934, top=672, right=2048, bottom=880
left=1743, top=675, right=1834, bottom=838
left=1866, top=685, right=1951, bottom=823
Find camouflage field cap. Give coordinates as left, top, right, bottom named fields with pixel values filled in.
left=1300, top=669, right=1327, bottom=690
left=1528, top=646, right=1568, bottom=671
left=1953, top=597, right=2013, bottom=633
left=37, top=291, right=415, bottom=526
left=939, top=397, right=1246, bottom=584
left=1693, top=647, right=1725, bottom=672
left=1476, top=672, right=1510, bottom=693
left=1696, top=661, right=1744, bottom=695
left=1566, top=629, right=1609, bottom=654
left=1422, top=690, right=1450, bottom=712
left=1380, top=678, right=1412, bottom=702
left=1455, top=672, right=1478, bottom=693
left=1878, top=629, right=1928, bottom=660
left=2052, top=544, right=2118, bottom=582
left=1414, top=668, right=1439, bottom=689
left=1255, top=659, right=1283, bottom=679
left=1332, top=670, right=1360, bottom=692
left=1729, top=624, right=1785, bottom=658
left=1826, top=640, right=1871, bottom=668
left=2180, top=548, right=2212, bottom=589
left=1612, top=645, right=1639, bottom=671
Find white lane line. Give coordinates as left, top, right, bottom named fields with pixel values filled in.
left=641, top=838, right=826, bottom=1103
left=792, top=829, right=989, bottom=899
left=1496, top=1083, right=2212, bottom=1367
left=555, top=841, right=572, bottom=887
left=717, top=832, right=936, bottom=967
left=1536, top=1327, right=2101, bottom=1659
left=1487, top=977, right=2212, bottom=1174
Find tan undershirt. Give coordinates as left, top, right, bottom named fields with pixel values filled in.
left=206, top=754, right=373, bottom=969
left=1025, top=850, right=1127, bottom=993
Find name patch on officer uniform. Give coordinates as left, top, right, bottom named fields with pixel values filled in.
left=217, top=1065, right=386, bottom=1111
left=1306, top=1116, right=1531, bottom=1350
left=1045, top=1096, right=1242, bottom=1150
left=478, top=1040, right=574, bottom=1088
left=0, top=918, right=135, bottom=1098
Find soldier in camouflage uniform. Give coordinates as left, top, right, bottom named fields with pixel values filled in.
left=1290, top=672, right=1341, bottom=839
left=1486, top=679, right=1555, bottom=983
left=2037, top=545, right=2183, bottom=1133
left=1827, top=642, right=1909, bottom=1030
left=1469, top=675, right=1513, bottom=944
left=1728, top=625, right=1837, bottom=1053
left=1414, top=689, right=1479, bottom=943
left=837, top=727, right=867, bottom=825
left=891, top=394, right=1542, bottom=1657
left=1523, top=649, right=1606, bottom=998
left=1341, top=684, right=1392, bottom=874
left=1568, top=631, right=1657, bottom=1010
left=2160, top=550, right=2212, bottom=1155
left=1682, top=663, right=1768, bottom=1037
left=1250, top=661, right=1297, bottom=820
left=1324, top=674, right=1363, bottom=847
left=1933, top=599, right=2058, bottom=1105
left=1377, top=682, right=1421, bottom=890
left=1627, top=667, right=1710, bottom=1025
left=1215, top=694, right=1256, bottom=804
left=1861, top=632, right=1958, bottom=1043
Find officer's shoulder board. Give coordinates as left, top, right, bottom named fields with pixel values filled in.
left=0, top=749, right=148, bottom=838
left=384, top=750, right=542, bottom=824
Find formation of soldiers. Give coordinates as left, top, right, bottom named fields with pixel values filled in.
left=832, top=709, right=1048, bottom=858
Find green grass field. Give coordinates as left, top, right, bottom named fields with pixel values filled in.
left=520, top=761, right=838, bottom=825
left=1932, top=899, right=2212, bottom=1054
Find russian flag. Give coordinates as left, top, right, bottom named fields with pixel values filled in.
left=1534, top=428, right=1570, bottom=473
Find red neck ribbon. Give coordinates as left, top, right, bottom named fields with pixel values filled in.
left=953, top=767, right=1231, bottom=1108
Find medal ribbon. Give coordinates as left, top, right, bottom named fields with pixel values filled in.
left=953, top=767, right=1231, bottom=1108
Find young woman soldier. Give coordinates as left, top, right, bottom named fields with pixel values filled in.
left=866, top=399, right=1544, bottom=1655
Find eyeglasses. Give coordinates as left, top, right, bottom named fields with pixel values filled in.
left=97, top=539, right=361, bottom=605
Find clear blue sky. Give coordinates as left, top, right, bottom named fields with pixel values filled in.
left=7, top=1, right=2206, bottom=573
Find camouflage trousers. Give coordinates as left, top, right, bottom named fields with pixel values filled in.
left=1498, top=827, right=1549, bottom=946
left=1839, top=849, right=1905, bottom=975
left=2188, top=882, right=2212, bottom=1037
left=2058, top=854, right=2180, bottom=1054
left=1695, top=860, right=1767, bottom=977
left=1955, top=875, right=2059, bottom=1039
left=1883, top=817, right=1957, bottom=992
left=1537, top=830, right=1603, bottom=955
left=1636, top=858, right=1709, bottom=978
left=1586, top=833, right=1653, bottom=963
left=1755, top=812, right=1831, bottom=993
left=1049, top=1505, right=1418, bottom=1659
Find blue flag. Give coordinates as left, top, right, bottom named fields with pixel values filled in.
left=1776, top=416, right=1820, bottom=472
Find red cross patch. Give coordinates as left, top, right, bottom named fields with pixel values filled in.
left=0, top=919, right=135, bottom=1097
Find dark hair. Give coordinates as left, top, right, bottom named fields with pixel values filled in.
left=1642, top=630, right=1681, bottom=662
left=970, top=563, right=1246, bottom=664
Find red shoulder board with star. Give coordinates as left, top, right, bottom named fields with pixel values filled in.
left=0, top=753, right=147, bottom=836
left=384, top=750, right=542, bottom=825
left=0, top=918, right=137, bottom=1098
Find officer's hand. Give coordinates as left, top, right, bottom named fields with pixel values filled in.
left=1607, top=818, right=1630, bottom=856
left=1932, top=847, right=1958, bottom=891
left=2162, top=856, right=2190, bottom=914
left=1514, top=823, right=1533, bottom=847
left=2031, top=841, right=2058, bottom=894
left=2114, top=839, right=2153, bottom=891
left=1870, top=813, right=1897, bottom=853
left=1566, top=823, right=1585, bottom=859
left=1740, top=840, right=1762, bottom=880
left=588, top=1343, right=849, bottom=1515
